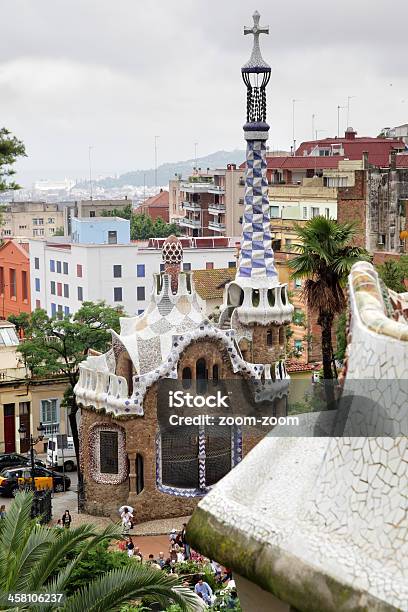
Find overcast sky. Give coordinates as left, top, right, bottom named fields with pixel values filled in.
left=2, top=0, right=408, bottom=186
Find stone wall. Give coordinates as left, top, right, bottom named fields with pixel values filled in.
left=337, top=170, right=367, bottom=248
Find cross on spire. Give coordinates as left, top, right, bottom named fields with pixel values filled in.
left=242, top=11, right=270, bottom=72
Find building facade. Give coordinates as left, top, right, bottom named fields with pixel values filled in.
left=29, top=234, right=238, bottom=317
left=63, top=198, right=131, bottom=236
left=0, top=201, right=64, bottom=240
left=138, top=189, right=169, bottom=221
left=0, top=240, right=31, bottom=320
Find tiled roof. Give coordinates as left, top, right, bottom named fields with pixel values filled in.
left=193, top=268, right=236, bottom=300
left=141, top=190, right=169, bottom=208
left=286, top=360, right=316, bottom=372
left=0, top=239, right=30, bottom=258
left=266, top=156, right=344, bottom=170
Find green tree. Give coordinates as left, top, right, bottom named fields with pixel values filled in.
left=334, top=311, right=347, bottom=362
left=54, top=227, right=65, bottom=236
left=16, top=302, right=123, bottom=480
left=102, top=205, right=180, bottom=240
left=0, top=492, right=204, bottom=612
left=289, top=217, right=369, bottom=386
left=7, top=312, right=30, bottom=336
left=377, top=259, right=405, bottom=292
left=0, top=127, right=26, bottom=191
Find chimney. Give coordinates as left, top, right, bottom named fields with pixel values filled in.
left=389, top=149, right=397, bottom=170
left=345, top=127, right=357, bottom=140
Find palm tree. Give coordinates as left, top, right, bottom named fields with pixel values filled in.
left=0, top=492, right=204, bottom=612
left=289, top=216, right=369, bottom=385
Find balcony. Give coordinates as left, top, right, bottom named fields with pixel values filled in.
left=179, top=217, right=202, bottom=229
left=207, top=185, right=226, bottom=195
left=181, top=181, right=215, bottom=193
left=208, top=220, right=226, bottom=233
left=181, top=201, right=202, bottom=211
left=208, top=203, right=226, bottom=215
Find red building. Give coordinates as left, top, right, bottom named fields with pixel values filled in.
left=0, top=240, right=31, bottom=320
left=139, top=189, right=169, bottom=222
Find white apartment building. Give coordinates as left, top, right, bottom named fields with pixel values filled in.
left=29, top=237, right=238, bottom=317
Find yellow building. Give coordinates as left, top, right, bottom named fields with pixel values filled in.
left=0, top=321, right=69, bottom=454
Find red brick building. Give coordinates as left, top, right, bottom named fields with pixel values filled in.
left=139, top=189, right=169, bottom=222
left=0, top=240, right=31, bottom=320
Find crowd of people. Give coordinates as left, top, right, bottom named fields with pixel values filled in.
left=116, top=518, right=238, bottom=609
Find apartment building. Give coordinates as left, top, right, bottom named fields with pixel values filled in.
left=0, top=239, right=31, bottom=320
left=29, top=218, right=238, bottom=317
left=0, top=201, right=64, bottom=239
left=63, top=198, right=131, bottom=236
left=169, top=164, right=245, bottom=237
left=0, top=320, right=68, bottom=454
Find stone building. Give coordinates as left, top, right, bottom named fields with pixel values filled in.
left=74, top=17, right=293, bottom=521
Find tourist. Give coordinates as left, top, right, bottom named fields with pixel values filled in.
left=56, top=519, right=63, bottom=529
left=157, top=551, right=166, bottom=569
left=62, top=510, right=72, bottom=528
left=194, top=578, right=213, bottom=605
left=226, top=589, right=239, bottom=609
left=147, top=554, right=161, bottom=570
left=169, top=543, right=178, bottom=563
left=210, top=559, right=222, bottom=581
left=127, top=536, right=135, bottom=557
left=177, top=546, right=185, bottom=563
left=0, top=505, right=6, bottom=519
left=181, top=522, right=190, bottom=558
left=169, top=528, right=177, bottom=543
left=134, top=546, right=143, bottom=561
left=120, top=507, right=134, bottom=533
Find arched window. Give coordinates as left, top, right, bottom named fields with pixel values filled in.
left=196, top=358, right=207, bottom=394
left=252, top=289, right=260, bottom=306
left=136, top=453, right=144, bottom=494
left=182, top=366, right=192, bottom=389
left=281, top=286, right=287, bottom=305
left=266, top=330, right=273, bottom=346
left=267, top=289, right=275, bottom=307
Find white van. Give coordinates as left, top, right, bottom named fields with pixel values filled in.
left=47, top=435, right=77, bottom=472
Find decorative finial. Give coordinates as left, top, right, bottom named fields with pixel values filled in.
left=242, top=10, right=271, bottom=73
left=162, top=235, right=183, bottom=293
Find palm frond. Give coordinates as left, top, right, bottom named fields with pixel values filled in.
left=0, top=491, right=34, bottom=586
left=12, top=526, right=56, bottom=592
left=59, top=564, right=205, bottom=612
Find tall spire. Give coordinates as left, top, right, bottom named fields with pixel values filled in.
left=236, top=11, right=277, bottom=287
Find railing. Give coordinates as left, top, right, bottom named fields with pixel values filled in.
left=208, top=221, right=226, bottom=232
left=208, top=204, right=226, bottom=214
left=44, top=423, right=60, bottom=436
left=179, top=217, right=201, bottom=228
left=181, top=201, right=202, bottom=211
left=207, top=185, right=226, bottom=194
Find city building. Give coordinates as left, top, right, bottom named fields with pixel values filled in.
left=0, top=201, right=64, bottom=240
left=0, top=239, right=31, bottom=320
left=138, top=189, right=169, bottom=221
left=71, top=217, right=130, bottom=245
left=29, top=227, right=239, bottom=317
left=170, top=164, right=245, bottom=237
left=63, top=198, right=131, bottom=236
left=0, top=320, right=68, bottom=454
left=74, top=18, right=293, bottom=521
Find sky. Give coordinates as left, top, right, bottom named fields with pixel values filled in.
left=1, top=0, right=408, bottom=187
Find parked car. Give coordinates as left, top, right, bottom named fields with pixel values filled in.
left=0, top=466, right=71, bottom=497
left=0, top=453, right=46, bottom=471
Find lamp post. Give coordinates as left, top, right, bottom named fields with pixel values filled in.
left=18, top=422, right=46, bottom=492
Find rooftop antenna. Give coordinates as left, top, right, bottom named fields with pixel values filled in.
left=292, top=99, right=301, bottom=155
left=88, top=145, right=93, bottom=200
left=346, top=96, right=355, bottom=128
left=154, top=135, right=159, bottom=188
left=312, top=113, right=316, bottom=141
left=337, top=105, right=346, bottom=137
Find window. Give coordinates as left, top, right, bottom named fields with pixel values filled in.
left=137, top=309, right=144, bottom=315
left=269, top=205, right=280, bottom=218
left=40, top=399, right=59, bottom=435
left=206, top=262, right=214, bottom=270
left=108, top=231, right=117, bottom=244
left=294, top=339, right=302, bottom=351
left=311, top=207, right=319, bottom=218
left=57, top=282, right=62, bottom=297
left=183, top=263, right=191, bottom=271
left=35, top=299, right=41, bottom=309
left=9, top=269, right=16, bottom=298
left=56, top=261, right=62, bottom=273
left=136, top=264, right=145, bottom=277
left=77, top=286, right=83, bottom=301
left=76, top=264, right=82, bottom=277
left=160, top=263, right=165, bottom=272
left=51, top=281, right=56, bottom=295
left=137, top=286, right=145, bottom=301
left=51, top=303, right=57, bottom=316
left=89, top=211, right=96, bottom=218
left=50, top=259, right=55, bottom=272
left=113, top=265, right=122, bottom=278
left=22, top=271, right=28, bottom=301
left=114, top=287, right=122, bottom=302
left=57, top=305, right=63, bottom=314
left=64, top=306, right=70, bottom=316
left=38, top=218, right=44, bottom=225
left=99, top=431, right=118, bottom=474
left=325, top=207, right=330, bottom=219
left=48, top=217, right=55, bottom=224
left=63, top=262, right=68, bottom=275
left=228, top=261, right=236, bottom=268
left=303, top=206, right=307, bottom=219
left=34, top=257, right=39, bottom=270
left=294, top=278, right=302, bottom=289
left=267, top=330, right=273, bottom=346
left=63, top=283, right=69, bottom=298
